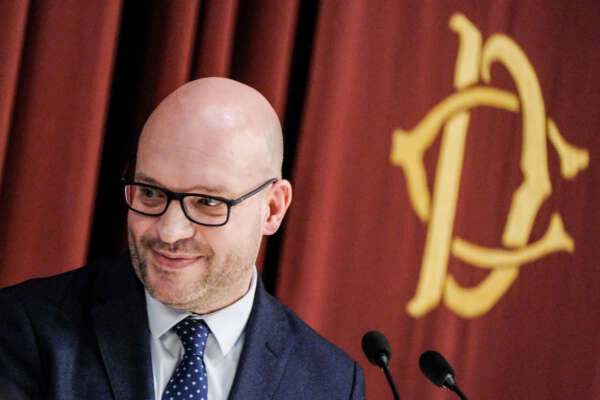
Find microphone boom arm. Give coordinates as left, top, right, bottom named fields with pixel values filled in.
left=382, top=363, right=401, bottom=400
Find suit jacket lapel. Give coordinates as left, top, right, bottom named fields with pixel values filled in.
left=227, top=277, right=294, bottom=400
left=91, top=256, right=154, bottom=400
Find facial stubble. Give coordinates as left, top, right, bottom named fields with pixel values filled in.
left=127, top=223, right=260, bottom=313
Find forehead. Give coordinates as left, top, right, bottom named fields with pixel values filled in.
left=134, top=79, right=278, bottom=192
left=135, top=123, right=267, bottom=194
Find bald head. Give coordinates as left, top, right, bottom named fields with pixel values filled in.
left=128, top=78, right=293, bottom=313
left=138, top=77, right=283, bottom=182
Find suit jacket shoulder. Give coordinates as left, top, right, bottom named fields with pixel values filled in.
left=0, top=255, right=154, bottom=400
left=229, top=278, right=366, bottom=399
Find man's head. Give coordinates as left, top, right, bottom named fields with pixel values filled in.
left=127, top=77, right=292, bottom=314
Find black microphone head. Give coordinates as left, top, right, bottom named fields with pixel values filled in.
left=419, top=350, right=455, bottom=387
left=362, top=331, right=392, bottom=368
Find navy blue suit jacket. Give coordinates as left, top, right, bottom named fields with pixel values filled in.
left=0, top=255, right=365, bottom=399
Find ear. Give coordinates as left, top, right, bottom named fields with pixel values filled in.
left=262, top=179, right=292, bottom=235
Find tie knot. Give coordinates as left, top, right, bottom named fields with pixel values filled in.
left=173, top=317, right=210, bottom=356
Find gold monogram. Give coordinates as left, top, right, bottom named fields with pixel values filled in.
left=390, top=14, right=590, bottom=318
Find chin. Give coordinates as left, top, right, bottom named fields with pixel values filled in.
left=145, top=267, right=201, bottom=306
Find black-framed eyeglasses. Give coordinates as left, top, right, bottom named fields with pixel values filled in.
left=122, top=178, right=277, bottom=226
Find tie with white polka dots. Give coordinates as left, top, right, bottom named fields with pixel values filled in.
left=162, top=318, right=210, bottom=400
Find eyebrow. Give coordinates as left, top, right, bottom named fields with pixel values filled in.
left=134, top=172, right=230, bottom=195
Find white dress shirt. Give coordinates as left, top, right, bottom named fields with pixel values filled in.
left=145, top=268, right=257, bottom=400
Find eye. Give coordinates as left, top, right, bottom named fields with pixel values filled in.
left=196, top=196, right=220, bottom=207
left=135, top=186, right=167, bottom=206
left=186, top=196, right=227, bottom=214
left=139, top=186, right=162, bottom=199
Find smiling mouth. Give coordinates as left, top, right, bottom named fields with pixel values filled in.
left=151, top=250, right=202, bottom=270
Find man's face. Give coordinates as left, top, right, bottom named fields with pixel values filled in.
left=127, top=125, right=269, bottom=313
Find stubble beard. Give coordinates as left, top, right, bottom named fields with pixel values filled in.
left=127, top=227, right=259, bottom=313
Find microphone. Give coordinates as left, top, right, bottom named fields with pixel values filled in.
left=361, top=331, right=400, bottom=400
left=419, top=350, right=469, bottom=400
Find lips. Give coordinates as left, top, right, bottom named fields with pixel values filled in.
left=151, top=249, right=201, bottom=270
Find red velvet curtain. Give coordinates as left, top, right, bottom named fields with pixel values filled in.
left=1, top=1, right=599, bottom=399
left=0, top=0, right=304, bottom=285
left=0, top=0, right=122, bottom=284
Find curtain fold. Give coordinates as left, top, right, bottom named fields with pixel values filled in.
left=0, top=0, right=122, bottom=286
left=0, top=1, right=30, bottom=185
left=194, top=0, right=239, bottom=78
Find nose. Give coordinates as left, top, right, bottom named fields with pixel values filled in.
left=156, top=200, right=195, bottom=244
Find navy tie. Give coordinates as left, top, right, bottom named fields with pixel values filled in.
left=162, top=318, right=210, bottom=400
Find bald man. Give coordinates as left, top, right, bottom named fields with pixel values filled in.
left=0, top=78, right=365, bottom=400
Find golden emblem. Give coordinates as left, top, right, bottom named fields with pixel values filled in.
left=390, top=14, right=590, bottom=318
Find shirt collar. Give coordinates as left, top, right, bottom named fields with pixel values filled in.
left=146, top=267, right=257, bottom=356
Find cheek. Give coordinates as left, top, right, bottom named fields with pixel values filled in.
left=202, top=220, right=252, bottom=256
left=128, top=212, right=154, bottom=240
left=218, top=210, right=264, bottom=251
left=199, top=226, right=233, bottom=255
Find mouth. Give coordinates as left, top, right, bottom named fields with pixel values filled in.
left=150, top=249, right=202, bottom=270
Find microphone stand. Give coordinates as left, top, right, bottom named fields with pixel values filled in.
left=453, top=387, right=468, bottom=400
left=445, top=376, right=469, bottom=400
left=381, top=363, right=400, bottom=400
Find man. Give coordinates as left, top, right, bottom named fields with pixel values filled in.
left=0, top=78, right=365, bottom=399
